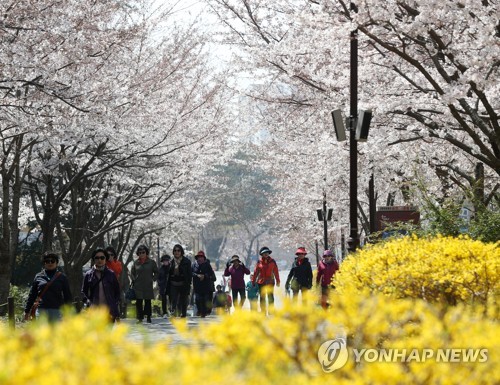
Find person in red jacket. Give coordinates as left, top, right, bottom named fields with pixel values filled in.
left=105, top=246, right=123, bottom=280
left=252, top=247, right=280, bottom=315
left=316, top=250, right=339, bottom=309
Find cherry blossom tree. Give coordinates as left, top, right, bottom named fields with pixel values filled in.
left=203, top=0, right=499, bottom=245
left=0, top=0, right=234, bottom=306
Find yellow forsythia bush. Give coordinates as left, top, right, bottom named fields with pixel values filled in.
left=0, top=292, right=498, bottom=385
left=334, top=235, right=499, bottom=308
left=1, top=236, right=497, bottom=384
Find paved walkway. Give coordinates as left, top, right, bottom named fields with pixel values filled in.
left=121, top=314, right=221, bottom=345
left=122, top=269, right=292, bottom=345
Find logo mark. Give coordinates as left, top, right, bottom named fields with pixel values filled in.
left=318, top=337, right=348, bottom=372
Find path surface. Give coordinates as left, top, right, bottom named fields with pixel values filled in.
left=122, top=314, right=221, bottom=345
left=124, top=269, right=292, bottom=344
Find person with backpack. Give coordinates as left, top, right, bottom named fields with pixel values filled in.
left=252, top=247, right=280, bottom=315
left=285, top=247, right=313, bottom=302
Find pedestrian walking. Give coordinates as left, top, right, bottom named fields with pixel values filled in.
left=252, top=246, right=280, bottom=315
left=158, top=254, right=172, bottom=317
left=24, top=251, right=72, bottom=323
left=206, top=257, right=216, bottom=315
left=131, top=244, right=158, bottom=323
left=224, top=255, right=250, bottom=308
left=168, top=244, right=192, bottom=317
left=285, top=247, right=313, bottom=302
left=192, top=250, right=217, bottom=317
left=105, top=245, right=124, bottom=314
left=316, top=250, right=339, bottom=309
left=81, top=248, right=121, bottom=322
left=105, top=246, right=123, bottom=281
left=246, top=273, right=259, bottom=311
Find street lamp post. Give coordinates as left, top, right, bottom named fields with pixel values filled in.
left=317, top=192, right=333, bottom=250
left=348, top=2, right=360, bottom=253
left=323, top=195, right=328, bottom=249
left=331, top=2, right=372, bottom=253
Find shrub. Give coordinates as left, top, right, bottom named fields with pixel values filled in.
left=1, top=236, right=498, bottom=384
left=0, top=295, right=497, bottom=385
left=334, top=235, right=499, bottom=309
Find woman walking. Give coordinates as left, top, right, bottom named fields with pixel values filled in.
left=24, top=251, right=72, bottom=322
left=81, top=248, right=121, bottom=322
left=316, top=250, right=339, bottom=309
left=285, top=247, right=313, bottom=301
left=131, top=244, right=158, bottom=323
left=168, top=244, right=192, bottom=317
left=158, top=254, right=172, bottom=317
left=192, top=250, right=216, bottom=317
left=224, top=255, right=250, bottom=308
left=252, top=247, right=280, bottom=315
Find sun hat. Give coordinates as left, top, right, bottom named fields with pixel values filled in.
left=195, top=250, right=206, bottom=259
left=259, top=246, right=272, bottom=255
left=295, top=247, right=307, bottom=255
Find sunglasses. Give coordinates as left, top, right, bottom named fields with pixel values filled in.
left=44, top=258, right=57, bottom=264
left=94, top=255, right=106, bottom=260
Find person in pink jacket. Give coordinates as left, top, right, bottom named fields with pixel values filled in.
left=316, top=250, right=339, bottom=309
left=224, top=255, right=250, bottom=308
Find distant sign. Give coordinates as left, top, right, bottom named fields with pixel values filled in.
left=375, top=206, right=420, bottom=232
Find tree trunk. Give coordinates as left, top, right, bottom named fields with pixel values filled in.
left=0, top=134, right=26, bottom=315
left=64, top=263, right=85, bottom=306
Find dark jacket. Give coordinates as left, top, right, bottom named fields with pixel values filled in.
left=81, top=266, right=121, bottom=318
left=168, top=256, right=192, bottom=290
left=286, top=257, right=313, bottom=290
left=192, top=260, right=216, bottom=294
left=24, top=269, right=72, bottom=313
left=158, top=263, right=171, bottom=296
